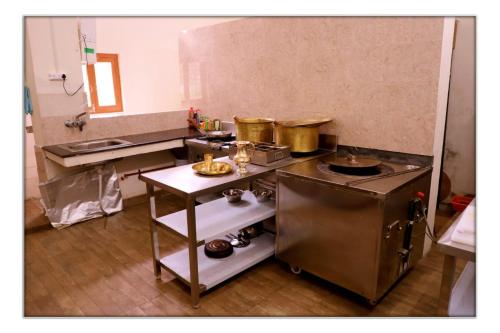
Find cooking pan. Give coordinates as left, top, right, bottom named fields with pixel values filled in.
left=200, top=130, right=233, bottom=140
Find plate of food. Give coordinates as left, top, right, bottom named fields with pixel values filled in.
left=192, top=161, right=233, bottom=176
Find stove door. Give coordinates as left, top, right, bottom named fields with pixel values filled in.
left=276, top=173, right=384, bottom=300
left=376, top=174, right=431, bottom=300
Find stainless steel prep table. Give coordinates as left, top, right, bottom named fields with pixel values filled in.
left=139, top=153, right=330, bottom=307
left=436, top=204, right=476, bottom=316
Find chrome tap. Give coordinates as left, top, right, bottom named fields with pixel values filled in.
left=64, top=112, right=87, bottom=131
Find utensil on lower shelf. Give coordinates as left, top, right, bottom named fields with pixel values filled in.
left=222, top=189, right=244, bottom=203
left=239, top=223, right=264, bottom=239
left=225, top=233, right=250, bottom=248
left=226, top=235, right=241, bottom=247
left=252, top=189, right=273, bottom=202
left=204, top=239, right=234, bottom=258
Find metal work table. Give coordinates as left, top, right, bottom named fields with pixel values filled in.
left=139, top=153, right=330, bottom=307
left=436, top=203, right=476, bottom=316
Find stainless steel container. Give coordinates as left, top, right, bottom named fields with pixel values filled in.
left=275, top=157, right=432, bottom=304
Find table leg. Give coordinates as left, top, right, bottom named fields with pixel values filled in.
left=186, top=196, right=200, bottom=308
left=438, top=254, right=456, bottom=316
left=146, top=183, right=161, bottom=279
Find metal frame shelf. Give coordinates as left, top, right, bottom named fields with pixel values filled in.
left=139, top=155, right=328, bottom=308
left=160, top=231, right=275, bottom=291
left=140, top=157, right=281, bottom=308
left=155, top=191, right=275, bottom=242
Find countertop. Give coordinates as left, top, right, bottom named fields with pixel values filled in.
left=139, top=151, right=332, bottom=198
left=276, top=154, right=433, bottom=196
left=43, top=127, right=202, bottom=158
left=437, top=201, right=476, bottom=260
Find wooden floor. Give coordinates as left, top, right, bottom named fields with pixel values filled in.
left=24, top=193, right=465, bottom=317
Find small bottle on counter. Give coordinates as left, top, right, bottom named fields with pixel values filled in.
left=213, top=119, right=221, bottom=131
left=193, top=109, right=199, bottom=126
left=187, top=107, right=195, bottom=128
left=204, top=117, right=210, bottom=131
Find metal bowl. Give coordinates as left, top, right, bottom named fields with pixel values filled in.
left=252, top=189, right=273, bottom=202
left=222, top=189, right=244, bottom=203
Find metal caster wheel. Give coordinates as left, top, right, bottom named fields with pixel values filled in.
left=290, top=265, right=302, bottom=274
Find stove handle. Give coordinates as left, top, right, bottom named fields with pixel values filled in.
left=384, top=220, right=402, bottom=239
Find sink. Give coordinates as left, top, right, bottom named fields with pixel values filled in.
left=61, top=138, right=132, bottom=154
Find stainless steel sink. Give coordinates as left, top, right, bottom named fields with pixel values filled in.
left=61, top=138, right=133, bottom=154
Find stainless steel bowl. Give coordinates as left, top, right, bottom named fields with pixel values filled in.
left=222, top=189, right=244, bottom=203
left=252, top=189, right=273, bottom=202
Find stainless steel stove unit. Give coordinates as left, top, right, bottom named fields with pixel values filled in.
left=185, top=137, right=234, bottom=162
left=275, top=153, right=432, bottom=304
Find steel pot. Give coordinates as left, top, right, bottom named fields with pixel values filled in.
left=274, top=118, right=332, bottom=153
left=233, top=116, right=274, bottom=143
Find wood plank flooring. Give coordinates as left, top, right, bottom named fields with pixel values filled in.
left=24, top=193, right=465, bottom=316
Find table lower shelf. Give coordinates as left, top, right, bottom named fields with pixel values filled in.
left=159, top=232, right=275, bottom=291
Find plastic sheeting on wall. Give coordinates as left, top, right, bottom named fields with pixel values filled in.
left=39, top=163, right=123, bottom=229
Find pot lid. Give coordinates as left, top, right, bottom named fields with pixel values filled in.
left=323, top=154, right=382, bottom=168
left=275, top=118, right=332, bottom=128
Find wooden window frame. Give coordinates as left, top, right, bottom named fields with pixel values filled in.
left=87, top=53, right=123, bottom=113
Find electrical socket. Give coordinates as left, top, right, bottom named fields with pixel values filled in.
left=48, top=73, right=66, bottom=81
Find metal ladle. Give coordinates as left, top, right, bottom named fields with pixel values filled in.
left=226, top=234, right=240, bottom=246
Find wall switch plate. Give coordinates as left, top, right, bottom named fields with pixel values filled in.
left=48, top=73, right=66, bottom=81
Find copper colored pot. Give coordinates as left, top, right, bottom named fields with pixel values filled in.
left=233, top=116, right=274, bottom=143
left=274, top=118, right=332, bottom=153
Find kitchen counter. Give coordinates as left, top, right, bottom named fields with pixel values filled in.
left=436, top=201, right=476, bottom=316
left=139, top=149, right=331, bottom=307
left=139, top=151, right=332, bottom=198
left=277, top=156, right=433, bottom=197
left=43, top=127, right=202, bottom=158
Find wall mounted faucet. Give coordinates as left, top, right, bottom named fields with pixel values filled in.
left=64, top=112, right=87, bottom=131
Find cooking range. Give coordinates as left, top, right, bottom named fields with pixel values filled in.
left=186, top=136, right=235, bottom=162
left=276, top=148, right=433, bottom=304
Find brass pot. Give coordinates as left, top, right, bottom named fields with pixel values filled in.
left=274, top=118, right=332, bottom=153
left=234, top=116, right=274, bottom=143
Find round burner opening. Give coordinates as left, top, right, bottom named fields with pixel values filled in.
left=328, top=165, right=383, bottom=176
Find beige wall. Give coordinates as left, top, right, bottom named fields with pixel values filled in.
left=25, top=17, right=239, bottom=146
left=443, top=17, right=476, bottom=195
left=180, top=17, right=444, bottom=156
left=96, top=17, right=240, bottom=115
left=24, top=17, right=238, bottom=199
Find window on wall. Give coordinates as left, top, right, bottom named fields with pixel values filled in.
left=82, top=53, right=123, bottom=113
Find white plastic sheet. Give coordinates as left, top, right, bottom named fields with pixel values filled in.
left=39, top=163, right=123, bottom=229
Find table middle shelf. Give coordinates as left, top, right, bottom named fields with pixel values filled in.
left=155, top=190, right=275, bottom=242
